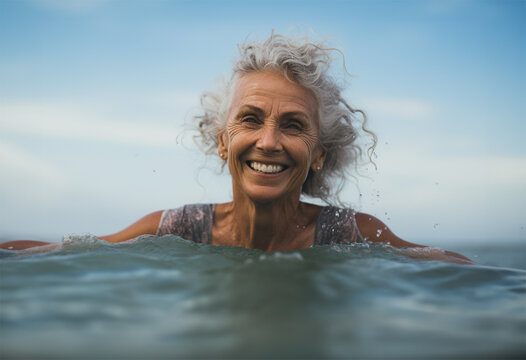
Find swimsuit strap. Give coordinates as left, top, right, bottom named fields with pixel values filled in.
left=314, top=206, right=363, bottom=246
left=156, top=204, right=215, bottom=244
left=157, top=204, right=362, bottom=247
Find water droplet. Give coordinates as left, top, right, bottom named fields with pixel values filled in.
left=433, top=223, right=439, bottom=229
left=376, top=229, right=382, bottom=238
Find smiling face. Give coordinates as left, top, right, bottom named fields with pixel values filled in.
left=218, top=71, right=326, bottom=204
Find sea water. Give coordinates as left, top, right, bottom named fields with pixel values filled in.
left=1, top=235, right=525, bottom=359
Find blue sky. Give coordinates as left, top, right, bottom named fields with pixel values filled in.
left=0, top=0, right=524, bottom=246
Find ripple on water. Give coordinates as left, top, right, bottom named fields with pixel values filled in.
left=1, top=236, right=525, bottom=359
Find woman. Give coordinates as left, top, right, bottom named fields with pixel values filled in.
left=0, top=34, right=471, bottom=264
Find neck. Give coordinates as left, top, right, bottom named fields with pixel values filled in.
left=227, top=191, right=308, bottom=251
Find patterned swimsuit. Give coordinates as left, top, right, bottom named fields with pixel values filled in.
left=156, top=204, right=363, bottom=246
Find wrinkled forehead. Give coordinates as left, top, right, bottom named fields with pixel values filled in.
left=230, top=71, right=320, bottom=119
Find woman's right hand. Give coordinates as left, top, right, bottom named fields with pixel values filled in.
left=0, top=240, right=61, bottom=252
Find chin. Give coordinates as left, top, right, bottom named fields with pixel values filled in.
left=242, top=185, right=298, bottom=204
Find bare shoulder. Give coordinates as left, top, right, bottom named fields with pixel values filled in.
left=355, top=212, right=473, bottom=264
left=98, top=210, right=164, bottom=243
left=355, top=212, right=424, bottom=248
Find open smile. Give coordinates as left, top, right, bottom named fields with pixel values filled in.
left=247, top=160, right=288, bottom=174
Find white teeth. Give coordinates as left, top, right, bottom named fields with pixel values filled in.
left=249, top=161, right=285, bottom=174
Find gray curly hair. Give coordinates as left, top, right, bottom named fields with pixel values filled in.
left=194, top=33, right=377, bottom=205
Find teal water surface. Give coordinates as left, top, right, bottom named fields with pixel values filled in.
left=1, top=235, right=525, bottom=359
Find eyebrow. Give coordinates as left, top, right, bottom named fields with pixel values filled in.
left=237, top=105, right=309, bottom=121
left=281, top=111, right=309, bottom=122
left=236, top=104, right=266, bottom=116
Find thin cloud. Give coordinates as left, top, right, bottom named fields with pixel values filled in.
left=365, top=145, right=526, bottom=212
left=362, top=97, right=435, bottom=121
left=0, top=140, right=66, bottom=183
left=0, top=100, right=188, bottom=148
left=0, top=139, right=70, bottom=203
left=376, top=144, right=526, bottom=187
left=349, top=147, right=526, bottom=242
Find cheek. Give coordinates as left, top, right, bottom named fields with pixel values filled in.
left=225, top=123, right=253, bottom=152
left=224, top=124, right=252, bottom=172
left=298, top=133, right=321, bottom=162
left=226, top=123, right=245, bottom=141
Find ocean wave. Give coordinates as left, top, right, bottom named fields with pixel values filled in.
left=2, top=235, right=525, bottom=359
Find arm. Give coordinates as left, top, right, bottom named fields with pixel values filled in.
left=355, top=212, right=473, bottom=264
left=0, top=240, right=59, bottom=251
left=97, top=210, right=164, bottom=243
left=0, top=211, right=164, bottom=251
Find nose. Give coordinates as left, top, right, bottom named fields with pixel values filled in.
left=256, top=125, right=283, bottom=152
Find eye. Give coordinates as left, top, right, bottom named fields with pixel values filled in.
left=284, top=120, right=304, bottom=131
left=239, top=112, right=262, bottom=127
left=242, top=116, right=259, bottom=124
